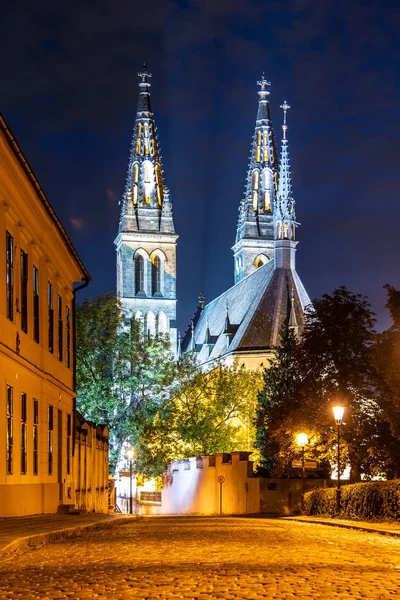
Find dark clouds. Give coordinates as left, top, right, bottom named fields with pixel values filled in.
left=1, top=0, right=399, bottom=331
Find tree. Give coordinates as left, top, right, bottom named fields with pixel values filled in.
left=373, top=285, right=400, bottom=472
left=137, top=356, right=263, bottom=477
left=255, top=321, right=302, bottom=475
left=298, top=287, right=387, bottom=481
left=76, top=292, right=175, bottom=470
left=255, top=287, right=394, bottom=480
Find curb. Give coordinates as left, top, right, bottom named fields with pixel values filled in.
left=284, top=517, right=400, bottom=539
left=0, top=515, right=140, bottom=559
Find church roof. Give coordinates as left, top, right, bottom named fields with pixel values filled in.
left=181, top=261, right=310, bottom=363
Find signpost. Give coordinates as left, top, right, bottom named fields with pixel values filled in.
left=291, top=460, right=317, bottom=469
left=217, top=476, right=225, bottom=515
left=304, top=461, right=318, bottom=469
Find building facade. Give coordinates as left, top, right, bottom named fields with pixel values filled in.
left=114, top=66, right=178, bottom=355
left=181, top=76, right=310, bottom=369
left=0, top=113, right=91, bottom=516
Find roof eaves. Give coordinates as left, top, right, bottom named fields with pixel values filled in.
left=0, top=113, right=91, bottom=281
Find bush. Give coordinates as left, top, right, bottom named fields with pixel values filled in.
left=304, top=480, right=400, bottom=520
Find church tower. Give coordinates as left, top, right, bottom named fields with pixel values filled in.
left=114, top=66, right=178, bottom=354
left=232, top=75, right=278, bottom=284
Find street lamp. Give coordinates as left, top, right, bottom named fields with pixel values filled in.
left=126, top=448, right=136, bottom=515
left=333, top=406, right=345, bottom=513
left=296, top=432, right=308, bottom=512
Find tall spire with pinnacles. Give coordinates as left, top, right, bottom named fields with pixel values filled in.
left=274, top=100, right=297, bottom=270
left=115, top=65, right=178, bottom=356
left=232, top=74, right=278, bottom=284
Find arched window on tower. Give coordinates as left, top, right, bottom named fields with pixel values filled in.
left=291, top=224, right=295, bottom=240
left=252, top=170, right=259, bottom=190
left=147, top=312, right=156, bottom=337
left=152, top=256, right=161, bottom=295
left=283, top=222, right=289, bottom=239
left=135, top=255, right=145, bottom=295
left=157, top=312, right=168, bottom=334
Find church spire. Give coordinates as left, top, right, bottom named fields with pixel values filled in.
left=274, top=102, right=297, bottom=270
left=119, top=65, right=175, bottom=235
left=276, top=101, right=296, bottom=241
left=233, top=74, right=277, bottom=284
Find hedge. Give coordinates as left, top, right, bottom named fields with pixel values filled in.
left=304, top=480, right=400, bottom=520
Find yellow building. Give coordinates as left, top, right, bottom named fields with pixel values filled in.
left=0, top=113, right=91, bottom=516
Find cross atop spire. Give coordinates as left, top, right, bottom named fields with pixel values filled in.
left=257, top=74, right=271, bottom=99
left=280, top=100, right=291, bottom=141
left=138, top=64, right=152, bottom=88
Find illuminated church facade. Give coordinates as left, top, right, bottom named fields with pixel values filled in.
left=115, top=68, right=310, bottom=368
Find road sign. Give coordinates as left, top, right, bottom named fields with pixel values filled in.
left=304, top=461, right=318, bottom=469
left=291, top=460, right=302, bottom=468
left=119, top=471, right=130, bottom=477
left=217, top=475, right=225, bottom=484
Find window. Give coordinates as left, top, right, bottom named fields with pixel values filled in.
left=48, top=283, right=54, bottom=353
left=21, top=393, right=27, bottom=474
left=264, top=190, right=271, bottom=212
left=6, top=231, right=14, bottom=321
left=283, top=222, right=289, bottom=239
left=66, top=307, right=71, bottom=368
left=6, top=386, right=13, bottom=474
left=252, top=191, right=258, bottom=211
left=33, top=400, right=39, bottom=475
left=135, top=255, right=144, bottom=294
left=252, top=170, right=259, bottom=190
left=147, top=311, right=156, bottom=336
left=67, top=413, right=71, bottom=475
left=57, top=296, right=63, bottom=361
left=20, top=250, right=28, bottom=333
left=157, top=312, right=168, bottom=334
left=152, top=256, right=161, bottom=295
left=33, top=267, right=40, bottom=343
left=48, top=405, right=54, bottom=474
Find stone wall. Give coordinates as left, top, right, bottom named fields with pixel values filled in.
left=161, top=452, right=260, bottom=516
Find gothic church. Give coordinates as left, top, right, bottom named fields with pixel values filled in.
left=115, top=67, right=310, bottom=368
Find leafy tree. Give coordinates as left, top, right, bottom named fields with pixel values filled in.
left=255, top=321, right=302, bottom=475
left=137, top=357, right=263, bottom=476
left=255, top=287, right=395, bottom=481
left=373, top=285, right=400, bottom=472
left=76, top=292, right=175, bottom=470
left=298, top=286, right=381, bottom=481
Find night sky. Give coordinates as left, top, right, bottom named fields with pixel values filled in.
left=2, top=0, right=399, bottom=333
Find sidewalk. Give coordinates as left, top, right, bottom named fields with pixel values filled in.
left=284, top=515, right=400, bottom=537
left=0, top=513, right=136, bottom=558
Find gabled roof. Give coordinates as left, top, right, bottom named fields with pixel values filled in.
left=182, top=261, right=310, bottom=364
left=0, top=112, right=91, bottom=281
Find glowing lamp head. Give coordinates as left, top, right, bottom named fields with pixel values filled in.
left=296, top=433, right=308, bottom=447
left=126, top=448, right=135, bottom=460
left=333, top=406, right=345, bottom=425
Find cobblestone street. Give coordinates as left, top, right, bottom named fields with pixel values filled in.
left=1, top=516, right=400, bottom=599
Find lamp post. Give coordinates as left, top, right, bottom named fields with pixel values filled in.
left=296, top=432, right=308, bottom=512
left=126, top=448, right=135, bottom=515
left=333, top=406, right=345, bottom=513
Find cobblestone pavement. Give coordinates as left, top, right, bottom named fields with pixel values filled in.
left=1, top=516, right=400, bottom=599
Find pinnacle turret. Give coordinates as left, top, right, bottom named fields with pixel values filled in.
left=275, top=101, right=296, bottom=242
left=119, top=66, right=175, bottom=235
